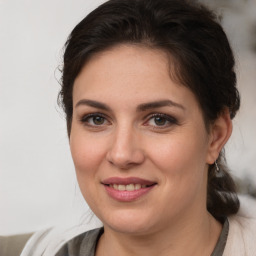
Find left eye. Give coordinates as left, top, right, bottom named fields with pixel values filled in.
left=81, top=114, right=109, bottom=126
left=146, top=114, right=177, bottom=127
left=89, top=116, right=106, bottom=125
left=150, top=116, right=168, bottom=126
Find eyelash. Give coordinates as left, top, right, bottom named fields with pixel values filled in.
left=144, top=113, right=178, bottom=129
left=80, top=113, right=110, bottom=127
left=79, top=113, right=178, bottom=129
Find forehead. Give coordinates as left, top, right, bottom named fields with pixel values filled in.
left=75, top=44, right=171, bottom=89
left=72, top=44, right=198, bottom=111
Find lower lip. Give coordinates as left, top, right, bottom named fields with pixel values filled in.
left=104, top=185, right=155, bottom=202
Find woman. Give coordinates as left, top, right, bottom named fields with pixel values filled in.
left=18, top=0, right=255, bottom=255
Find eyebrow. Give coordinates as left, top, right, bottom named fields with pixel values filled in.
left=75, top=99, right=111, bottom=111
left=75, top=99, right=185, bottom=112
left=136, top=100, right=185, bottom=112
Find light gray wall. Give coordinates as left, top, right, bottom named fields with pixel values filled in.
left=0, top=0, right=105, bottom=235
left=0, top=0, right=255, bottom=235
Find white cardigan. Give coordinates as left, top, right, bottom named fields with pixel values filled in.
left=21, top=195, right=256, bottom=256
left=223, top=195, right=256, bottom=256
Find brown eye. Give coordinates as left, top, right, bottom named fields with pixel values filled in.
left=145, top=113, right=178, bottom=128
left=92, top=116, right=105, bottom=125
left=154, top=116, right=167, bottom=126
left=80, top=113, right=109, bottom=127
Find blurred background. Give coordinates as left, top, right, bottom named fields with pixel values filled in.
left=0, top=0, right=255, bottom=235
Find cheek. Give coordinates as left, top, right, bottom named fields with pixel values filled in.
left=69, top=132, right=108, bottom=208
left=149, top=135, right=209, bottom=211
left=69, top=130, right=107, bottom=183
left=147, top=131, right=209, bottom=183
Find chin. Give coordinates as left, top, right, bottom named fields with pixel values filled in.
left=98, top=208, right=159, bottom=235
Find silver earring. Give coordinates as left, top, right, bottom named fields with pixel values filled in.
left=215, top=160, right=224, bottom=178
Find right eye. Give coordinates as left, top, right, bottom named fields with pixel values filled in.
left=80, top=113, right=110, bottom=127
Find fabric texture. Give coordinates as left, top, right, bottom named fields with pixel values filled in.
left=223, top=207, right=256, bottom=255
left=55, top=228, right=103, bottom=256
left=222, top=195, right=256, bottom=256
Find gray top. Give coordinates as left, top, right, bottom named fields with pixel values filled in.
left=56, top=219, right=229, bottom=256
left=211, top=219, right=229, bottom=256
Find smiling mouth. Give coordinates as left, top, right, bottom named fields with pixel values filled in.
left=102, top=177, right=157, bottom=201
left=108, top=183, right=152, bottom=191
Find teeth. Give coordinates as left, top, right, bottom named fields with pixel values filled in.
left=118, top=184, right=126, bottom=191
left=126, top=184, right=135, bottom=191
left=135, top=184, right=141, bottom=190
left=110, top=183, right=148, bottom=191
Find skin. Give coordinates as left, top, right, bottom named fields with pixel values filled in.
left=70, top=45, right=232, bottom=256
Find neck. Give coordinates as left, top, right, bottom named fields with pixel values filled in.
left=96, top=211, right=222, bottom=256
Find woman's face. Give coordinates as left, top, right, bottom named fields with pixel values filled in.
left=70, top=45, right=214, bottom=235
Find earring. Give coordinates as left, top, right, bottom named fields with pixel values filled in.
left=215, top=160, right=224, bottom=178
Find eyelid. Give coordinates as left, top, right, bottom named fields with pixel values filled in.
left=143, top=113, right=178, bottom=128
left=80, top=112, right=111, bottom=126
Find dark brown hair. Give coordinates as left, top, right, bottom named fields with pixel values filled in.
left=59, top=0, right=240, bottom=219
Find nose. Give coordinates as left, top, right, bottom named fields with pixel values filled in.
left=106, top=125, right=145, bottom=169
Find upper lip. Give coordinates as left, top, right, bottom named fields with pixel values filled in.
left=101, top=177, right=156, bottom=186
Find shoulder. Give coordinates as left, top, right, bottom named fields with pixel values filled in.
left=20, top=225, right=102, bottom=256
left=224, top=195, right=256, bottom=256
left=56, top=228, right=103, bottom=256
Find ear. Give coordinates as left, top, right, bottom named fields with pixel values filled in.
left=206, top=108, right=233, bottom=164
